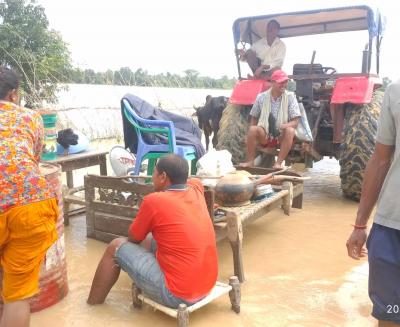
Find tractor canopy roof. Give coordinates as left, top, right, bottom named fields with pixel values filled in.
left=233, top=5, right=385, bottom=44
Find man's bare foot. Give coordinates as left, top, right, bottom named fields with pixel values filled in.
left=239, top=161, right=254, bottom=168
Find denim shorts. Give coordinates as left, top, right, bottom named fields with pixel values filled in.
left=115, top=241, right=196, bottom=309
left=367, top=223, right=400, bottom=323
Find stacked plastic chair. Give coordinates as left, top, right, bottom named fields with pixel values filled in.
left=122, top=99, right=197, bottom=176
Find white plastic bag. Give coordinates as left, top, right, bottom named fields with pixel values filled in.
left=196, top=149, right=235, bottom=186
left=295, top=102, right=313, bottom=142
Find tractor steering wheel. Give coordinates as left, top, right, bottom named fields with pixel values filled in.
left=322, top=67, right=337, bottom=75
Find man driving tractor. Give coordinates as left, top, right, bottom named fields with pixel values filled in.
left=237, top=19, right=286, bottom=78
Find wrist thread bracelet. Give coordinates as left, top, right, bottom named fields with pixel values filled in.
left=352, top=224, right=368, bottom=229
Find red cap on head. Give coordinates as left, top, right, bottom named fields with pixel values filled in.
left=271, top=70, right=289, bottom=83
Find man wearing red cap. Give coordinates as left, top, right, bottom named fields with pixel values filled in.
left=237, top=20, right=286, bottom=78
left=240, top=69, right=301, bottom=169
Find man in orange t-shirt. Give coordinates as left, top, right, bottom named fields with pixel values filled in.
left=87, top=154, right=218, bottom=308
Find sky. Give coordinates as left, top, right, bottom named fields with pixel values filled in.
left=37, top=0, right=399, bottom=80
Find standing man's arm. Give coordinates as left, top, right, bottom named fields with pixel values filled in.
left=346, top=85, right=396, bottom=259
left=356, top=143, right=394, bottom=226
left=346, top=143, right=394, bottom=259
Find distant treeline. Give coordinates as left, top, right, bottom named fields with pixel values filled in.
left=66, top=67, right=393, bottom=92
left=67, top=67, right=236, bottom=89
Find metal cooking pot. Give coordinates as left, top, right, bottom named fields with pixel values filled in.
left=210, top=167, right=308, bottom=207
left=214, top=171, right=255, bottom=206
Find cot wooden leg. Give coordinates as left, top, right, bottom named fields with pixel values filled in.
left=227, top=212, right=244, bottom=283
left=282, top=181, right=293, bottom=216
left=292, top=193, right=303, bottom=209
left=177, top=303, right=189, bottom=327
left=229, top=276, right=241, bottom=313
left=131, top=283, right=142, bottom=309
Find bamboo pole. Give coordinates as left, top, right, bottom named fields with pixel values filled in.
left=123, top=166, right=293, bottom=180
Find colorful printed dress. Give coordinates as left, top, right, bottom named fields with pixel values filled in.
left=0, top=100, right=53, bottom=212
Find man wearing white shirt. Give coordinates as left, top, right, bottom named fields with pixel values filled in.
left=238, top=20, right=286, bottom=78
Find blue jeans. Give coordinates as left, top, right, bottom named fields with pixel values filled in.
left=115, top=241, right=196, bottom=308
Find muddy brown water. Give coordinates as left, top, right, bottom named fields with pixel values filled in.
left=31, top=151, right=375, bottom=327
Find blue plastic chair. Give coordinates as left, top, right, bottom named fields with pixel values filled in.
left=122, top=99, right=197, bottom=176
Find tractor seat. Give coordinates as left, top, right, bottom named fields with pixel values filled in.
left=292, top=64, right=325, bottom=104
left=292, top=63, right=324, bottom=76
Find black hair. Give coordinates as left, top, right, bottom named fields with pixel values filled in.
left=267, top=19, right=280, bottom=30
left=0, top=67, right=19, bottom=99
left=156, top=154, right=189, bottom=184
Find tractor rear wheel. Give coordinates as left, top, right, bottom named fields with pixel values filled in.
left=216, top=103, right=251, bottom=164
left=339, top=91, right=384, bottom=201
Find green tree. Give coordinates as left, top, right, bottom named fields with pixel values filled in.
left=104, top=69, right=114, bottom=84
left=0, top=0, right=71, bottom=107
left=82, top=69, right=96, bottom=84
left=132, top=68, right=150, bottom=86
left=118, top=67, right=134, bottom=85
left=183, top=69, right=199, bottom=87
left=68, top=67, right=84, bottom=84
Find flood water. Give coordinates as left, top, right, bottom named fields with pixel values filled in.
left=30, top=146, right=375, bottom=327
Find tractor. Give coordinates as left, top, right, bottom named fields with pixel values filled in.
left=216, top=5, right=385, bottom=201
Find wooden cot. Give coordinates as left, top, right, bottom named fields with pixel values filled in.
left=84, top=167, right=304, bottom=282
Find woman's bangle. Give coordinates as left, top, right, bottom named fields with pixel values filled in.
left=351, top=224, right=368, bottom=229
